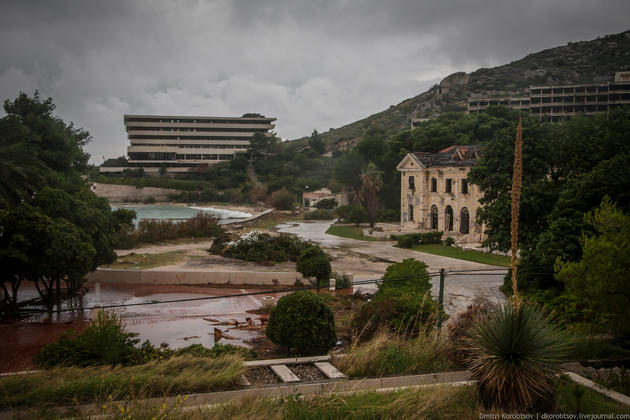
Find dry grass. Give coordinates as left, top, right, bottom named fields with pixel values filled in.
left=0, top=355, right=244, bottom=409
left=108, top=250, right=188, bottom=269
left=332, top=329, right=456, bottom=378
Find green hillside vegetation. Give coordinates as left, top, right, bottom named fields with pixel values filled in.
left=292, top=30, right=630, bottom=150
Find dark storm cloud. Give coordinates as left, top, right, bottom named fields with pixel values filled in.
left=1, top=0, right=628, bottom=162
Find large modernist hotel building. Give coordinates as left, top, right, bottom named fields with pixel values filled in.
left=102, top=114, right=276, bottom=173
left=467, top=71, right=630, bottom=122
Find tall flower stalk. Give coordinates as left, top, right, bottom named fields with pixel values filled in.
left=510, top=118, right=523, bottom=305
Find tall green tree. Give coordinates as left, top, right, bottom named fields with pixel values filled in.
left=308, top=129, right=325, bottom=155
left=556, top=198, right=630, bottom=336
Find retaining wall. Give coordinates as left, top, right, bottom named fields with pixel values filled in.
left=92, top=183, right=181, bottom=202
left=86, top=269, right=303, bottom=287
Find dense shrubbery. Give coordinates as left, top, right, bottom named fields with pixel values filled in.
left=266, top=291, right=336, bottom=356
left=314, top=198, right=337, bottom=209
left=335, top=204, right=369, bottom=224
left=303, top=209, right=335, bottom=219
left=217, top=231, right=312, bottom=263
left=352, top=259, right=437, bottom=340
left=116, top=213, right=224, bottom=249
left=34, top=311, right=256, bottom=368
left=267, top=187, right=295, bottom=210
left=394, top=231, right=444, bottom=248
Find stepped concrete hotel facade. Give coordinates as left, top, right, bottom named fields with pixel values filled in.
left=467, top=71, right=630, bottom=122
left=101, top=114, right=276, bottom=173
left=397, top=145, right=485, bottom=243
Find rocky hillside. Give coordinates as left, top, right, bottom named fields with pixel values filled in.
left=292, top=30, right=630, bottom=150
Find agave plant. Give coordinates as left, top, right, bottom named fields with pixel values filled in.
left=467, top=303, right=570, bottom=412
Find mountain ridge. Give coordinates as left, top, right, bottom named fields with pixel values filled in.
left=291, top=30, right=630, bottom=150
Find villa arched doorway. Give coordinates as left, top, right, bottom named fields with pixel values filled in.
left=430, top=205, right=438, bottom=229
left=444, top=206, right=453, bottom=232
left=460, top=208, right=470, bottom=234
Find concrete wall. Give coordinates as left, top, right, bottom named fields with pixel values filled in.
left=86, top=269, right=304, bottom=287
left=92, top=183, right=182, bottom=202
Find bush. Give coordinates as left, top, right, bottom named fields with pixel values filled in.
left=446, top=301, right=494, bottom=365
left=303, top=209, right=335, bottom=220
left=267, top=187, right=295, bottom=210
left=116, top=213, right=224, bottom=248
left=221, top=231, right=311, bottom=263
left=35, top=311, right=141, bottom=367
left=352, top=259, right=437, bottom=340
left=395, top=231, right=444, bottom=248
left=266, top=291, right=336, bottom=356
left=314, top=198, right=337, bottom=209
left=332, top=272, right=352, bottom=289
left=335, top=204, right=368, bottom=224
left=35, top=310, right=257, bottom=368
left=296, top=246, right=332, bottom=290
left=444, top=236, right=455, bottom=246
left=467, top=303, right=571, bottom=412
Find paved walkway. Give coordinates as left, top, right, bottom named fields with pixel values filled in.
left=276, top=220, right=507, bottom=314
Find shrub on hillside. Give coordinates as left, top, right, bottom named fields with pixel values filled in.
left=266, top=291, right=336, bottom=356
left=352, top=258, right=437, bottom=340
left=267, top=187, right=295, bottom=210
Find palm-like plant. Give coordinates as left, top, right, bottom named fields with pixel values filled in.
left=467, top=303, right=570, bottom=411
left=360, top=162, right=383, bottom=228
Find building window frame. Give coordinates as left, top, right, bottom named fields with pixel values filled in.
left=431, top=177, right=437, bottom=192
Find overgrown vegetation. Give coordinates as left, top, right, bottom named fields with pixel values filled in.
left=0, top=355, right=244, bottom=409
left=212, top=231, right=312, bottom=264
left=34, top=310, right=256, bottom=368
left=333, top=330, right=454, bottom=378
left=116, top=213, right=224, bottom=249
left=352, top=258, right=437, bottom=341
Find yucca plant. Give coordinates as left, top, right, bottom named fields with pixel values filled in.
left=467, top=303, right=570, bottom=412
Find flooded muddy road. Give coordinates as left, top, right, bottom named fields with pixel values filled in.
left=0, top=283, right=290, bottom=372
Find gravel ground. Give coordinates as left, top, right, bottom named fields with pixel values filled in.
left=245, top=366, right=280, bottom=385
left=289, top=363, right=327, bottom=381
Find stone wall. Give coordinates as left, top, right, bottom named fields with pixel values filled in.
left=86, top=269, right=304, bottom=287
left=92, top=183, right=182, bottom=202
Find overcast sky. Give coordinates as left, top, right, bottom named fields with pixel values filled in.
left=1, top=1, right=629, bottom=163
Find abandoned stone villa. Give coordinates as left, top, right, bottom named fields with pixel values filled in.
left=396, top=145, right=484, bottom=243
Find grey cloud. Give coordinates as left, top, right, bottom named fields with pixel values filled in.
left=0, top=0, right=628, bottom=162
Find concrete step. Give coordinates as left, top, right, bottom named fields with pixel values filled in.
left=314, top=361, right=345, bottom=379
left=271, top=364, right=300, bottom=382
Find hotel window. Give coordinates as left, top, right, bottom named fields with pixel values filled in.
left=461, top=179, right=468, bottom=194
left=445, top=179, right=452, bottom=193
left=431, top=177, right=437, bottom=192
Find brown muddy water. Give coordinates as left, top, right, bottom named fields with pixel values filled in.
left=0, top=283, right=290, bottom=372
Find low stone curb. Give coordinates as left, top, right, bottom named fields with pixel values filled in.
left=564, top=371, right=630, bottom=406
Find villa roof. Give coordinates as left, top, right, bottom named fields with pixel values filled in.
left=413, top=145, right=482, bottom=167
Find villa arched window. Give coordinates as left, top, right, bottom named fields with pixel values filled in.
left=430, top=205, right=438, bottom=229
left=445, top=205, right=454, bottom=232
left=460, top=208, right=470, bottom=234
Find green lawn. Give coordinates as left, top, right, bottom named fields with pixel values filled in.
left=325, top=225, right=388, bottom=241
left=411, top=244, right=512, bottom=267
